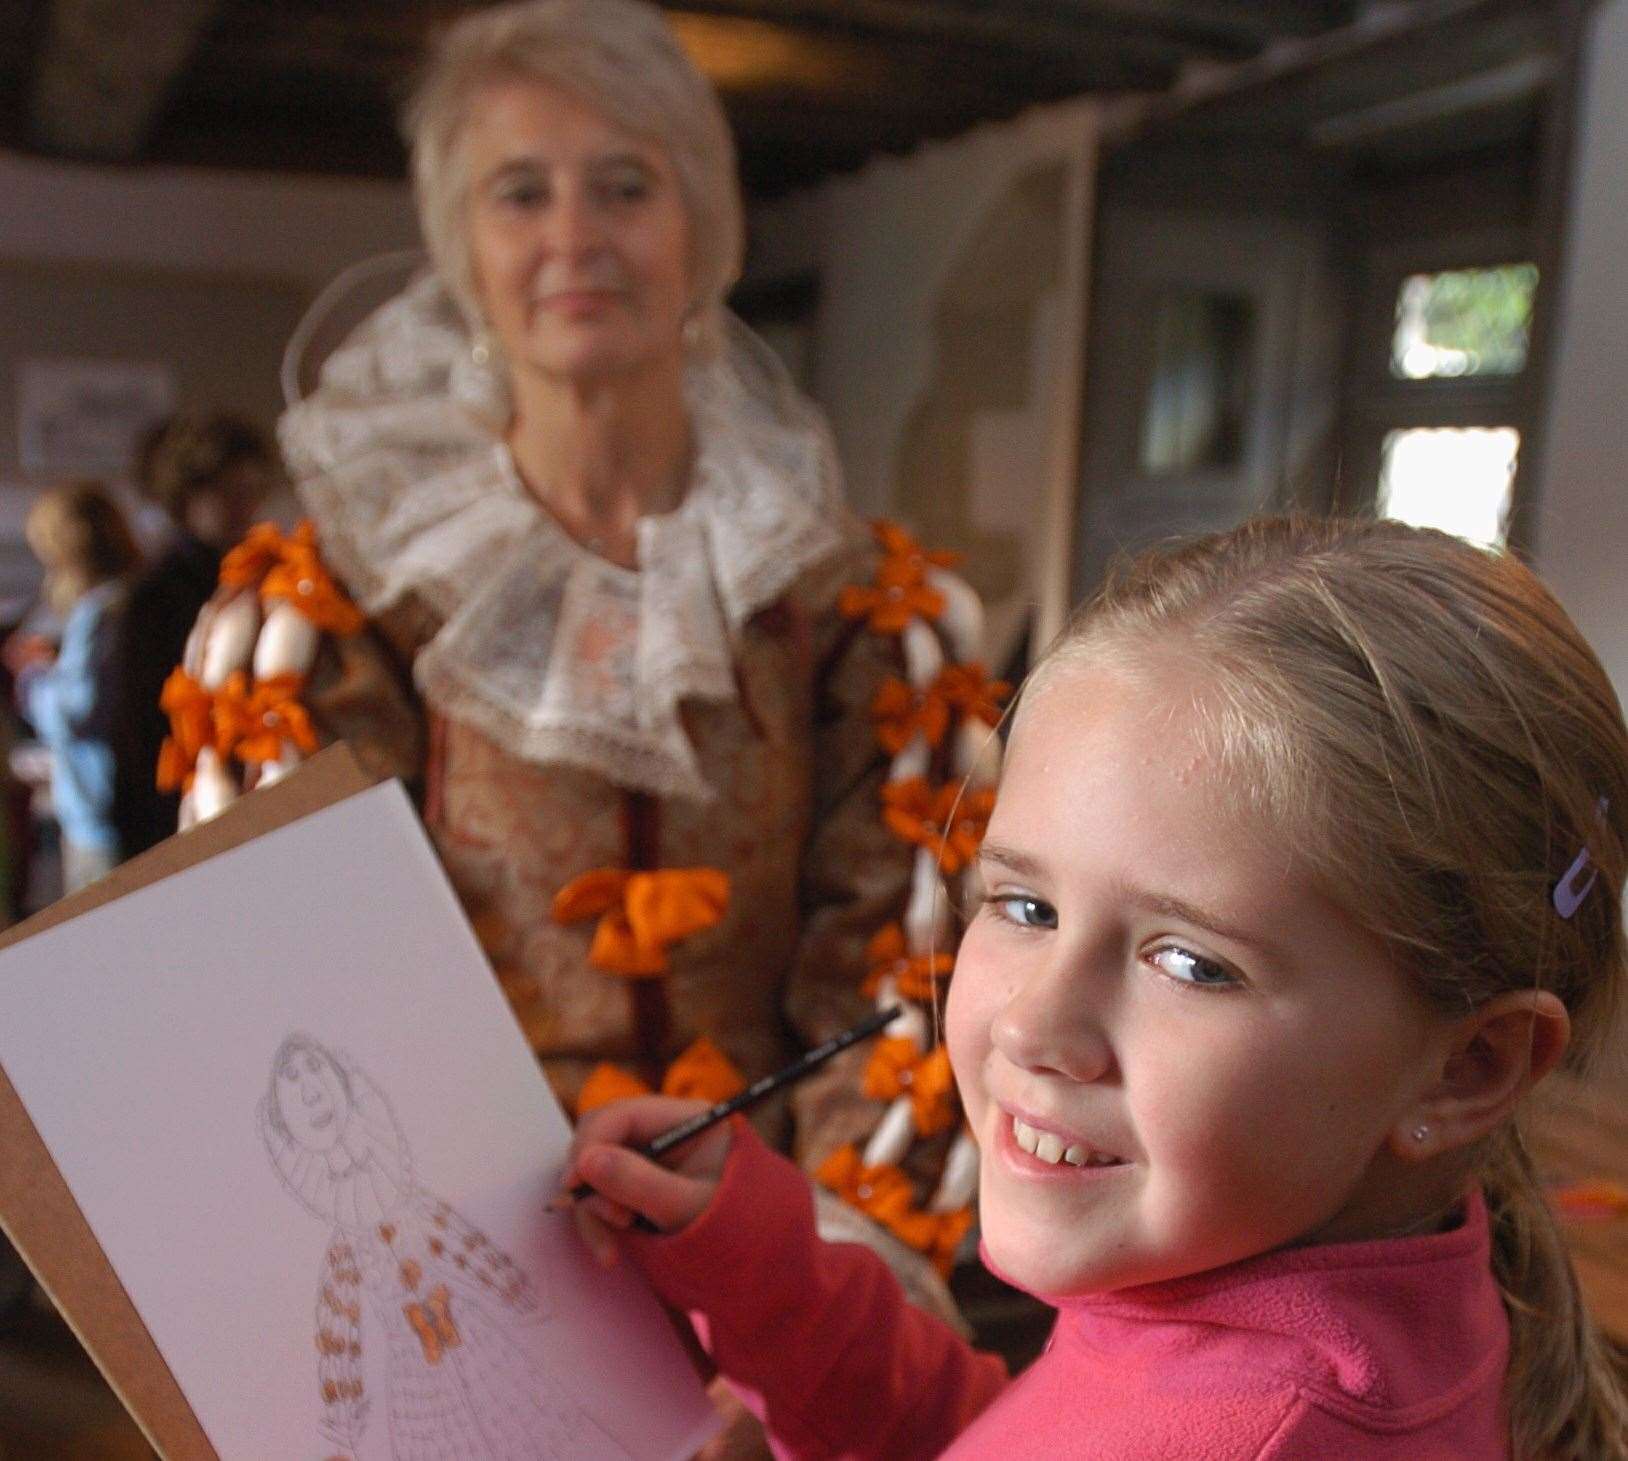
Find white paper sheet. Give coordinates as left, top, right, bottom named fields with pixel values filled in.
left=0, top=782, right=720, bottom=1461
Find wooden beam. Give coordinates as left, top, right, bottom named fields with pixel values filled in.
left=662, top=0, right=1213, bottom=70
left=28, top=0, right=222, bottom=160
left=1041, top=0, right=1356, bottom=50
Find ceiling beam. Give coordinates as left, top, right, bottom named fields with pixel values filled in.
left=661, top=0, right=1217, bottom=70
left=28, top=0, right=222, bottom=160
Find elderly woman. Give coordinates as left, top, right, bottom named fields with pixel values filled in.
left=169, top=1, right=985, bottom=1381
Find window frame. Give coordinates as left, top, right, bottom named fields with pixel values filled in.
left=1339, top=227, right=1537, bottom=538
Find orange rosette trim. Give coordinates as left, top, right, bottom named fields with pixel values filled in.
left=552, top=867, right=731, bottom=978
left=576, top=1063, right=652, bottom=1116
left=815, top=1144, right=940, bottom=1252
left=211, top=671, right=319, bottom=766
left=261, top=521, right=365, bottom=635
left=934, top=662, right=1011, bottom=728
left=661, top=1035, right=747, bottom=1104
left=863, top=923, right=954, bottom=1002
left=880, top=778, right=996, bottom=875
left=155, top=666, right=214, bottom=792
left=838, top=573, right=945, bottom=636
left=872, top=520, right=963, bottom=578
left=926, top=1206, right=975, bottom=1277
left=1551, top=1179, right=1628, bottom=1221
left=218, top=521, right=292, bottom=589
left=862, top=1037, right=957, bottom=1138
left=870, top=677, right=951, bottom=756
left=220, top=520, right=363, bottom=635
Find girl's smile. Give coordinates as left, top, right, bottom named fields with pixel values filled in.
left=946, top=657, right=1454, bottom=1300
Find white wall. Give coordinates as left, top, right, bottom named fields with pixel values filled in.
left=0, top=151, right=416, bottom=603
left=748, top=100, right=1099, bottom=662
left=1532, top=0, right=1628, bottom=703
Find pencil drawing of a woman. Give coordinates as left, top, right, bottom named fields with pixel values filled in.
left=258, top=1033, right=630, bottom=1459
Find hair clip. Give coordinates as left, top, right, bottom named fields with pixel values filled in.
left=1553, top=797, right=1610, bottom=919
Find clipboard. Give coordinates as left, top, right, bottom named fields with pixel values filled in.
left=0, top=745, right=378, bottom=1460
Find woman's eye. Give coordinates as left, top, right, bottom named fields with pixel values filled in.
left=990, top=894, right=1057, bottom=930
left=1148, top=946, right=1237, bottom=988
left=495, top=179, right=546, bottom=209
left=598, top=170, right=652, bottom=204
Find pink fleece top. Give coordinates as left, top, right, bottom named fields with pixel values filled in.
left=629, top=1123, right=1512, bottom=1459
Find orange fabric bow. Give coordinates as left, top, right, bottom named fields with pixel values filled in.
left=220, top=520, right=364, bottom=635
left=156, top=667, right=214, bottom=792
left=403, top=1285, right=460, bottom=1366
left=880, top=778, right=996, bottom=875
left=863, top=923, right=954, bottom=1002
left=925, top=1206, right=975, bottom=1277
left=219, top=521, right=291, bottom=589
left=211, top=672, right=319, bottom=765
left=262, top=522, right=365, bottom=635
left=934, top=662, right=1011, bottom=728
left=1551, top=1180, right=1628, bottom=1221
left=862, top=1037, right=957, bottom=1138
left=838, top=569, right=945, bottom=636
left=816, top=1144, right=940, bottom=1252
left=871, top=678, right=951, bottom=755
left=553, top=867, right=731, bottom=977
left=576, top=1036, right=748, bottom=1116
left=872, top=520, right=962, bottom=577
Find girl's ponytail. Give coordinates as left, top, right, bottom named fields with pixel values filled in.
left=1484, top=1128, right=1628, bottom=1457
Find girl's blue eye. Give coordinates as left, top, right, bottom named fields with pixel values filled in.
left=1149, top=946, right=1236, bottom=988
left=991, top=895, right=1057, bottom=930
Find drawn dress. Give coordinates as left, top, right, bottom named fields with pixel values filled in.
left=260, top=1036, right=631, bottom=1460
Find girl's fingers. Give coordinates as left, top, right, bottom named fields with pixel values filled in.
left=574, top=1141, right=715, bottom=1233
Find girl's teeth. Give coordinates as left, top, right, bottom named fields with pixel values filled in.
left=1012, top=1116, right=1118, bottom=1168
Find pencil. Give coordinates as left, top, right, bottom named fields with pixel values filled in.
left=566, top=1003, right=903, bottom=1205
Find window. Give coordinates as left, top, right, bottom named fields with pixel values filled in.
left=1347, top=249, right=1538, bottom=550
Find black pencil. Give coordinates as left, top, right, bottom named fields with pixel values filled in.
left=567, top=1003, right=902, bottom=1205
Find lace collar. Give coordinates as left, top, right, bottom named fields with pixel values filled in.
left=279, top=272, right=852, bottom=801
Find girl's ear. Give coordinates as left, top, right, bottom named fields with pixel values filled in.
left=1389, top=991, right=1570, bottom=1161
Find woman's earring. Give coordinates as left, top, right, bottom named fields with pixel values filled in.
left=470, top=332, right=493, bottom=367
left=1411, top=1124, right=1430, bottom=1144
left=681, top=314, right=704, bottom=352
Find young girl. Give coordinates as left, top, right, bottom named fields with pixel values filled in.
left=564, top=516, right=1628, bottom=1459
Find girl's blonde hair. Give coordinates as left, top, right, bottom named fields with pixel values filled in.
left=1037, top=515, right=1628, bottom=1459
left=403, top=0, right=743, bottom=345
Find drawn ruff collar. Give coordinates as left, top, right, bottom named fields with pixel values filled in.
left=278, top=269, right=849, bottom=802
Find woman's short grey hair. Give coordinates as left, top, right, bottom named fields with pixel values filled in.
left=404, top=0, right=743, bottom=341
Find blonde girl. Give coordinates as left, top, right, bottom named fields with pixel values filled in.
left=564, top=515, right=1628, bottom=1459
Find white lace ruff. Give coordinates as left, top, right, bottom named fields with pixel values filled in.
left=278, top=271, right=853, bottom=801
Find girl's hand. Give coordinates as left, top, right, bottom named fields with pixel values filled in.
left=561, top=1096, right=735, bottom=1266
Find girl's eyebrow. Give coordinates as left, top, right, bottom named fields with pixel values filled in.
left=977, top=842, right=1045, bottom=879
left=1119, top=885, right=1281, bottom=958
left=979, top=842, right=1281, bottom=958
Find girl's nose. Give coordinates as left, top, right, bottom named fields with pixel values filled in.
left=990, top=958, right=1115, bottom=1084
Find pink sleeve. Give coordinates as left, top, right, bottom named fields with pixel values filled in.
left=628, top=1120, right=1007, bottom=1460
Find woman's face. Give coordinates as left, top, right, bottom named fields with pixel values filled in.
left=462, top=79, right=693, bottom=386
left=274, top=1043, right=352, bottom=1153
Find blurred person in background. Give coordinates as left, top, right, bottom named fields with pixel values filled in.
left=6, top=483, right=141, bottom=893
left=110, top=413, right=275, bottom=857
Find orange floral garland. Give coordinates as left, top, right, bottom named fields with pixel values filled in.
left=211, top=671, right=319, bottom=766
left=221, top=520, right=364, bottom=635
left=862, top=1037, right=957, bottom=1137
left=880, top=777, right=996, bottom=876
left=862, top=923, right=953, bottom=1002
left=155, top=667, right=215, bottom=792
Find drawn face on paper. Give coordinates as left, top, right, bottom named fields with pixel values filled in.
left=273, top=1041, right=353, bottom=1153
